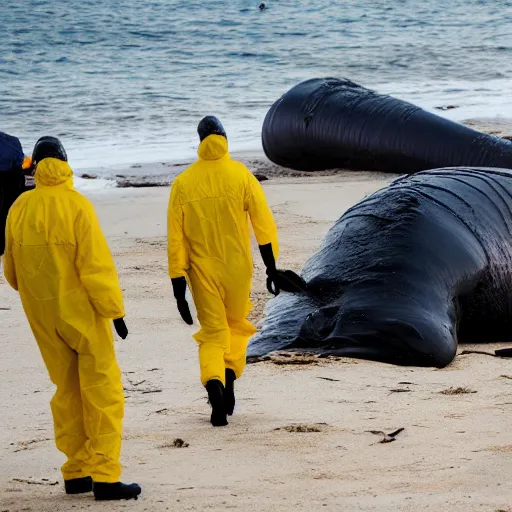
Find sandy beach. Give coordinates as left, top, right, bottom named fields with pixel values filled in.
left=2, top=138, right=512, bottom=511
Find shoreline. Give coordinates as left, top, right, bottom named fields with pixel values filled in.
left=74, top=117, right=512, bottom=189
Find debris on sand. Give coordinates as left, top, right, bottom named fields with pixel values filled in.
left=483, top=445, right=512, bottom=453
left=439, top=387, right=476, bottom=395
left=434, top=105, right=459, bottom=111
left=275, top=423, right=326, bottom=433
left=367, top=428, right=405, bottom=444
left=123, top=379, right=163, bottom=395
left=459, top=349, right=495, bottom=357
left=159, top=438, right=190, bottom=449
left=268, top=353, right=320, bottom=366
left=13, top=438, right=52, bottom=453
left=129, top=379, right=146, bottom=387
left=12, top=477, right=59, bottom=486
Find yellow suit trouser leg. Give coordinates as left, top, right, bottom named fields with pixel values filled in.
left=189, top=268, right=256, bottom=385
left=75, top=317, right=124, bottom=483
left=32, top=320, right=93, bottom=480
left=189, top=270, right=230, bottom=386
left=31, top=314, right=124, bottom=483
left=224, top=292, right=257, bottom=380
left=48, top=341, right=92, bottom=480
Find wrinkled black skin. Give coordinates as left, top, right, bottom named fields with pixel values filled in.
left=262, top=78, right=512, bottom=173
left=248, top=168, right=512, bottom=368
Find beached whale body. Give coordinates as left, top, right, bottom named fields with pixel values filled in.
left=248, top=168, right=512, bottom=367
left=262, top=78, right=512, bottom=172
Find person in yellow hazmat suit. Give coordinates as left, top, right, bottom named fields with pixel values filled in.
left=168, top=116, right=283, bottom=427
left=3, top=136, right=141, bottom=501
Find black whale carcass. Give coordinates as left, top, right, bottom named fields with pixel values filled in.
left=262, top=78, right=512, bottom=173
left=248, top=168, right=512, bottom=368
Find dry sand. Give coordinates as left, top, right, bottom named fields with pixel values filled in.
left=2, top=167, right=512, bottom=511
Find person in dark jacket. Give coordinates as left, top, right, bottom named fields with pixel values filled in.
left=0, top=131, right=33, bottom=256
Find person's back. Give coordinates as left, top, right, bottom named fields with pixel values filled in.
left=9, top=159, right=89, bottom=307
left=7, top=158, right=123, bottom=328
left=171, top=134, right=269, bottom=278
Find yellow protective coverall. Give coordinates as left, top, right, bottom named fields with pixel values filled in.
left=3, top=158, right=125, bottom=483
left=167, top=134, right=279, bottom=386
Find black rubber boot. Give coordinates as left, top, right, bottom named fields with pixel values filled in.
left=93, top=482, right=142, bottom=501
left=224, top=369, right=236, bottom=416
left=65, top=476, right=93, bottom=495
left=206, top=379, right=228, bottom=426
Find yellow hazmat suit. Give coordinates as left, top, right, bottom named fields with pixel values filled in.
left=168, top=135, right=278, bottom=386
left=3, top=158, right=125, bottom=483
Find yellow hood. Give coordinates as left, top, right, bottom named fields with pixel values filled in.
left=35, top=158, right=74, bottom=187
left=197, top=134, right=229, bottom=161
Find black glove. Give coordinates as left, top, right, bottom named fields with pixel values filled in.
left=259, top=243, right=280, bottom=296
left=113, top=317, right=128, bottom=339
left=259, top=244, right=308, bottom=295
left=171, top=277, right=193, bottom=325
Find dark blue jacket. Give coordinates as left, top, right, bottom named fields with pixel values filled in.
left=0, top=131, right=29, bottom=255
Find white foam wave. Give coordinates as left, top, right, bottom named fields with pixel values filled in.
left=378, top=78, right=512, bottom=121
left=74, top=176, right=117, bottom=192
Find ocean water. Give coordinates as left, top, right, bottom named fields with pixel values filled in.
left=1, top=0, right=511, bottom=173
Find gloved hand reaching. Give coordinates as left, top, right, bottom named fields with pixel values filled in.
left=259, top=243, right=308, bottom=296
left=113, top=317, right=128, bottom=339
left=171, top=276, right=193, bottom=325
left=259, top=243, right=280, bottom=296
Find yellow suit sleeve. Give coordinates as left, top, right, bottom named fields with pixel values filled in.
left=3, top=210, right=18, bottom=291
left=167, top=179, right=189, bottom=279
left=75, top=201, right=125, bottom=319
left=245, top=171, right=279, bottom=259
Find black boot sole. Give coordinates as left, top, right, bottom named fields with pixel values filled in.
left=94, top=494, right=140, bottom=501
left=93, top=483, right=142, bottom=501
left=211, top=413, right=228, bottom=427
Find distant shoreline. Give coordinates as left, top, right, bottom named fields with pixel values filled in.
left=75, top=117, right=512, bottom=189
